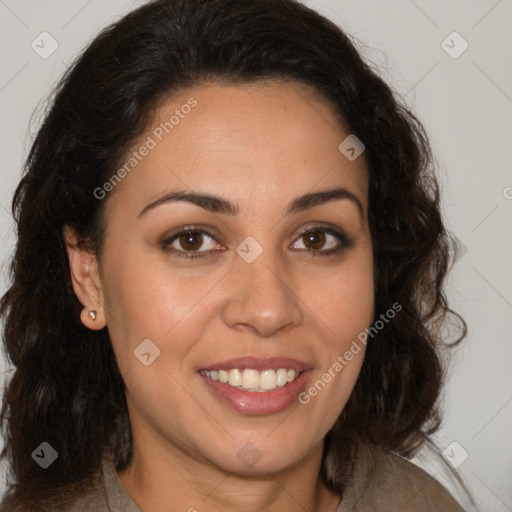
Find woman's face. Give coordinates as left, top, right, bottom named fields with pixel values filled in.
left=89, top=81, right=373, bottom=475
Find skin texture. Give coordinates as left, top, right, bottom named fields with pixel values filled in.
left=64, top=81, right=374, bottom=512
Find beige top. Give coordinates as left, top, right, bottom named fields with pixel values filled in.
left=0, top=448, right=465, bottom=511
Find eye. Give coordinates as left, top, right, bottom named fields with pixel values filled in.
left=162, top=228, right=222, bottom=259
left=291, top=225, right=350, bottom=257
left=161, top=224, right=351, bottom=261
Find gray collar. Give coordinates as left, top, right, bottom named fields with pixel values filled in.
left=101, top=452, right=142, bottom=512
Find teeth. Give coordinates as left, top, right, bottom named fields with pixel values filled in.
left=276, top=368, right=288, bottom=386
left=228, top=369, right=242, bottom=387
left=202, top=368, right=301, bottom=392
left=242, top=369, right=260, bottom=389
left=260, top=370, right=276, bottom=390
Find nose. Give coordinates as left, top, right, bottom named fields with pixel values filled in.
left=221, top=247, right=304, bottom=337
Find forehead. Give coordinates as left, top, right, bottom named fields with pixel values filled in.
left=105, top=81, right=368, bottom=219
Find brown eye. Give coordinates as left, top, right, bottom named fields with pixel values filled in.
left=179, top=231, right=204, bottom=251
left=291, top=225, right=351, bottom=258
left=302, top=229, right=326, bottom=251
left=162, top=229, right=220, bottom=259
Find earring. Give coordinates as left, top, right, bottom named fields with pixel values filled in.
left=87, top=310, right=97, bottom=321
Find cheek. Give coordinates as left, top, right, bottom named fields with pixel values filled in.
left=101, top=249, right=221, bottom=373
left=302, top=256, right=374, bottom=342
left=296, top=257, right=373, bottom=410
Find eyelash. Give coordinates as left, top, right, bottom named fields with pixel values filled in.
left=161, top=224, right=351, bottom=260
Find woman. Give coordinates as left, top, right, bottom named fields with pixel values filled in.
left=0, top=0, right=476, bottom=510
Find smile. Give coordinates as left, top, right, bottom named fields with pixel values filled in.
left=199, top=368, right=312, bottom=415
left=199, top=368, right=302, bottom=392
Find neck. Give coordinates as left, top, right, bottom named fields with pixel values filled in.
left=118, top=435, right=341, bottom=512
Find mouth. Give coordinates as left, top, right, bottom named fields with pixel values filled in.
left=198, top=356, right=313, bottom=415
left=199, top=368, right=303, bottom=392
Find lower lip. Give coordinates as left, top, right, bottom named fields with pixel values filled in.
left=199, top=370, right=312, bottom=415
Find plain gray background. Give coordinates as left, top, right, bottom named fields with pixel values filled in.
left=0, top=1, right=511, bottom=510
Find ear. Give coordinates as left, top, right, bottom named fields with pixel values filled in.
left=63, top=225, right=106, bottom=330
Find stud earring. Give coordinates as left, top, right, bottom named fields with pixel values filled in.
left=87, top=310, right=97, bottom=321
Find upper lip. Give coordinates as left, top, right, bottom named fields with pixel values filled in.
left=199, top=356, right=312, bottom=372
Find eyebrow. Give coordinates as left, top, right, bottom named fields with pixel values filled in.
left=137, top=186, right=364, bottom=219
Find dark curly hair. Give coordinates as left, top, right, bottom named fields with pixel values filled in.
left=0, top=0, right=467, bottom=507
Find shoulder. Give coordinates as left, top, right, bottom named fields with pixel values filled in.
left=0, top=450, right=141, bottom=512
left=372, top=450, right=465, bottom=510
left=339, top=444, right=465, bottom=511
